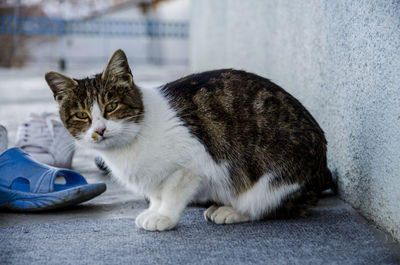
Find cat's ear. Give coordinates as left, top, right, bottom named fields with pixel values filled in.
left=101, top=49, right=132, bottom=81
left=45, top=71, right=78, bottom=102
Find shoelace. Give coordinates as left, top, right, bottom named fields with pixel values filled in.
left=15, top=113, right=63, bottom=154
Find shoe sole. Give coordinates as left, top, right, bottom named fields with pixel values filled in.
left=0, top=183, right=106, bottom=212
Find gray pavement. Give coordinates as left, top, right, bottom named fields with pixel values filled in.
left=0, top=66, right=399, bottom=264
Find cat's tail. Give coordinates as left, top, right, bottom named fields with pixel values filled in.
left=320, top=168, right=338, bottom=194
left=305, top=167, right=338, bottom=195
left=266, top=168, right=338, bottom=219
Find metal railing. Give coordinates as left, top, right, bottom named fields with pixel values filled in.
left=0, top=15, right=189, bottom=38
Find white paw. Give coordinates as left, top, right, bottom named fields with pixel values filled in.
left=204, top=204, right=219, bottom=221
left=205, top=205, right=250, bottom=224
left=135, top=210, right=155, bottom=228
left=136, top=210, right=177, bottom=231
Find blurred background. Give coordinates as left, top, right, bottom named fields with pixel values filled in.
left=1, top=0, right=400, bottom=248
left=0, top=0, right=189, bottom=69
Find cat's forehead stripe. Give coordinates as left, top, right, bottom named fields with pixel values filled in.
left=91, top=102, right=103, bottom=120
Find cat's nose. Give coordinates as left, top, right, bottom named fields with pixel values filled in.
left=95, top=127, right=106, bottom=136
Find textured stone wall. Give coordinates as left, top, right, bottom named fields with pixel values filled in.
left=190, top=0, right=400, bottom=240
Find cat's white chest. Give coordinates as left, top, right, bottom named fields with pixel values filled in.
left=100, top=141, right=176, bottom=194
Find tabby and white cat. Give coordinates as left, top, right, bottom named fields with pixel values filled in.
left=45, top=49, right=332, bottom=231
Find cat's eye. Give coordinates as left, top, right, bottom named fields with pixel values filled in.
left=75, top=112, right=89, bottom=119
left=105, top=103, right=118, bottom=112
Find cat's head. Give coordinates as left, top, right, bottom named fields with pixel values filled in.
left=45, top=49, right=144, bottom=150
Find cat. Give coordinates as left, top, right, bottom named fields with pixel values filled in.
left=45, top=49, right=333, bottom=231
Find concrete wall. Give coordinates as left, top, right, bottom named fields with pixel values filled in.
left=190, top=0, right=400, bottom=241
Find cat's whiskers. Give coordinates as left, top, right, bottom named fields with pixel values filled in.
left=120, top=114, right=144, bottom=122
left=172, top=109, right=196, bottom=119
left=119, top=126, right=143, bottom=140
left=57, top=141, right=76, bottom=155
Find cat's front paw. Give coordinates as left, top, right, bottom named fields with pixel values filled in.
left=205, top=205, right=250, bottom=224
left=135, top=210, right=155, bottom=228
left=136, top=210, right=177, bottom=231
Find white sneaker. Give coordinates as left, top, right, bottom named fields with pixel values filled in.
left=0, top=125, right=8, bottom=154
left=15, top=113, right=75, bottom=168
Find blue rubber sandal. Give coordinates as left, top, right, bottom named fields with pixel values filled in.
left=0, top=147, right=106, bottom=211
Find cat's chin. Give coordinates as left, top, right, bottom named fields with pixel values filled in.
left=77, top=137, right=134, bottom=151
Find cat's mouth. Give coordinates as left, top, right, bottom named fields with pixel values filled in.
left=85, top=136, right=111, bottom=149
left=96, top=136, right=108, bottom=143
left=91, top=132, right=108, bottom=143
left=89, top=136, right=109, bottom=146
